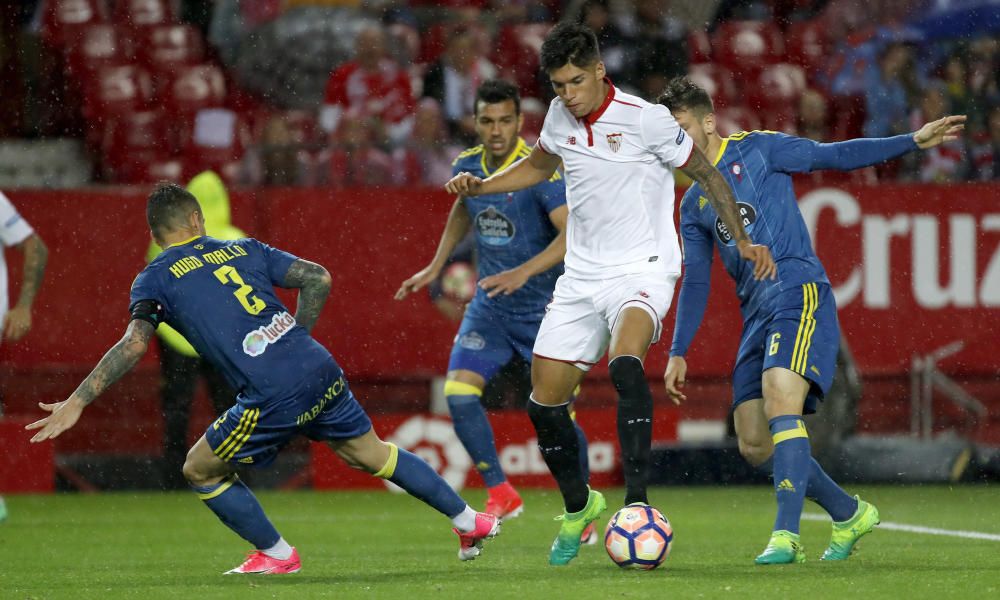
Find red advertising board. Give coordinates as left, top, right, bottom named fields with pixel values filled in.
left=311, top=407, right=679, bottom=490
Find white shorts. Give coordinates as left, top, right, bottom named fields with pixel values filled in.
left=532, top=272, right=679, bottom=371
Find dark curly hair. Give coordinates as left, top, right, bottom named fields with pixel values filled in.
left=540, top=22, right=601, bottom=73
left=657, top=77, right=714, bottom=116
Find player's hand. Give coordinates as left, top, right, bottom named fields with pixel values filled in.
left=395, top=266, right=439, bottom=300
left=914, top=115, right=966, bottom=149
left=25, top=398, right=85, bottom=443
left=3, top=304, right=32, bottom=341
left=664, top=356, right=688, bottom=405
left=737, top=240, right=777, bottom=281
left=478, top=267, right=530, bottom=298
left=445, top=172, right=485, bottom=196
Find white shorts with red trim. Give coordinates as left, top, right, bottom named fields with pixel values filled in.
left=532, top=272, right=678, bottom=371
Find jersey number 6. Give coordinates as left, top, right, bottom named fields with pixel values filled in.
left=214, top=265, right=266, bottom=315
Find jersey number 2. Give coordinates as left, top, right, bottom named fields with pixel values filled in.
left=213, top=265, right=265, bottom=315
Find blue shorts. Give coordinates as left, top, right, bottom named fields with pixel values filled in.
left=204, top=360, right=372, bottom=467
left=732, top=282, right=839, bottom=415
left=448, top=301, right=541, bottom=382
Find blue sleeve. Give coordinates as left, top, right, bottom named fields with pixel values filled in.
left=535, top=172, right=567, bottom=215
left=768, top=132, right=919, bottom=174
left=248, top=239, right=300, bottom=287
left=128, top=268, right=165, bottom=315
left=670, top=202, right=714, bottom=358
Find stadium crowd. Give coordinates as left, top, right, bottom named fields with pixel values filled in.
left=0, top=0, right=997, bottom=186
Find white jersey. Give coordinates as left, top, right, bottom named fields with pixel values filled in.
left=537, top=84, right=693, bottom=280
left=0, top=191, right=35, bottom=326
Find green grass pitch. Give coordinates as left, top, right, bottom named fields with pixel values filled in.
left=1, top=485, right=998, bottom=599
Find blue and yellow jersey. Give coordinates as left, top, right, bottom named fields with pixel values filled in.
left=671, top=129, right=917, bottom=357
left=453, top=137, right=566, bottom=319
left=129, top=236, right=331, bottom=405
left=679, top=131, right=829, bottom=318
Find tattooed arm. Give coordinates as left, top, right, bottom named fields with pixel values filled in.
left=4, top=233, right=48, bottom=341
left=679, top=146, right=777, bottom=280
left=26, top=319, right=155, bottom=442
left=282, top=259, right=332, bottom=333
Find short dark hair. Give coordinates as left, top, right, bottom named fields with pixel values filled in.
left=146, top=182, right=201, bottom=239
left=657, top=77, right=714, bottom=116
left=474, top=79, right=521, bottom=116
left=540, top=22, right=600, bottom=73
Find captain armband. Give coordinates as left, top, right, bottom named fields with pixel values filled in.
left=130, top=299, right=165, bottom=328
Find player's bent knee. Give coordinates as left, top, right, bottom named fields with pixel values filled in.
left=737, top=439, right=772, bottom=467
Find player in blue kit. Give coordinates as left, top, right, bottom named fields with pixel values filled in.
left=658, top=78, right=966, bottom=565
left=26, top=183, right=501, bottom=573
left=396, top=80, right=591, bottom=532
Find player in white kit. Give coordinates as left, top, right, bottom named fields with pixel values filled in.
left=0, top=191, right=49, bottom=523
left=446, top=22, right=776, bottom=565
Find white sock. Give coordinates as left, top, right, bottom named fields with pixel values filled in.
left=451, top=505, right=478, bottom=532
left=261, top=537, right=293, bottom=560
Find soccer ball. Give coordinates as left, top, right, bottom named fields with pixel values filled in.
left=440, top=261, right=476, bottom=302
left=604, top=504, right=673, bottom=569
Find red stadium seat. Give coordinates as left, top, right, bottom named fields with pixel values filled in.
left=687, top=63, right=739, bottom=108
left=82, top=64, right=154, bottom=124
left=40, top=0, right=108, bottom=48
left=785, top=19, right=829, bottom=74
left=748, top=63, right=806, bottom=111
left=139, top=25, right=205, bottom=77
left=100, top=109, right=183, bottom=182
left=711, top=20, right=784, bottom=75
left=113, top=0, right=176, bottom=27
left=687, top=30, right=713, bottom=64
left=180, top=108, right=251, bottom=183
left=715, top=106, right=763, bottom=136
left=64, top=24, right=134, bottom=79
left=493, top=23, right=552, bottom=99
left=163, top=64, right=227, bottom=118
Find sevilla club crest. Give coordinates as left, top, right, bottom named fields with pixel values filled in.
left=607, top=132, right=623, bottom=153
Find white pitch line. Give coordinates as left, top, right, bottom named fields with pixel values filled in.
left=802, top=513, right=1000, bottom=542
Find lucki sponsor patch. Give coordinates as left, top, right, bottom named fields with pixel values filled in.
left=243, top=311, right=297, bottom=357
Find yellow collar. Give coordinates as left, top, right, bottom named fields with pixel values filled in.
left=712, top=137, right=730, bottom=166
left=166, top=235, right=202, bottom=249
left=481, top=138, right=528, bottom=176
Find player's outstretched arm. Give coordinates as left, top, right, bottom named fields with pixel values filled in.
left=26, top=319, right=154, bottom=442
left=395, top=198, right=470, bottom=300
left=283, top=259, right=332, bottom=333
left=479, top=205, right=568, bottom=298
left=445, top=147, right=561, bottom=197
left=680, top=146, right=776, bottom=281
left=4, top=233, right=48, bottom=342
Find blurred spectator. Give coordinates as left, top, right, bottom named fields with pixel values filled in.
left=395, top=98, right=464, bottom=186
left=324, top=110, right=395, bottom=188
left=624, top=0, right=688, bottom=98
left=422, top=26, right=497, bottom=143
left=797, top=88, right=830, bottom=141
left=863, top=42, right=913, bottom=138
left=940, top=52, right=970, bottom=118
left=905, top=83, right=966, bottom=183
left=242, top=115, right=307, bottom=186
left=969, top=104, right=1000, bottom=181
left=321, top=24, right=415, bottom=147
left=967, top=37, right=1000, bottom=131
left=576, top=0, right=630, bottom=83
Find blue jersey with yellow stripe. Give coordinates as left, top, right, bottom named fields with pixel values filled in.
left=670, top=129, right=917, bottom=359
left=129, top=236, right=331, bottom=406
left=452, top=137, right=566, bottom=320
left=679, top=130, right=831, bottom=318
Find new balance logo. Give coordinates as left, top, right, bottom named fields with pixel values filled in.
left=567, top=136, right=577, bottom=145
left=777, top=479, right=796, bottom=492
